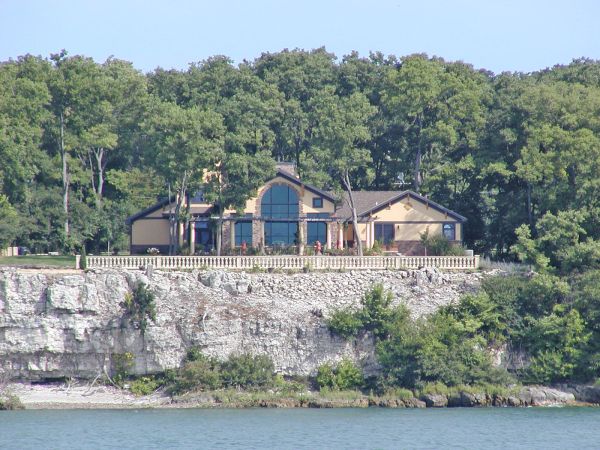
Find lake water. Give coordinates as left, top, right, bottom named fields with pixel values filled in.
left=1, top=407, right=598, bottom=449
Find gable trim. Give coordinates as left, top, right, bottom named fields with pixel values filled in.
left=274, top=170, right=337, bottom=202
left=359, top=190, right=467, bottom=222
left=125, top=196, right=174, bottom=225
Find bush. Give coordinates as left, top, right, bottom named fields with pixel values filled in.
left=315, top=359, right=364, bottom=391
left=112, top=352, right=134, bottom=386
left=420, top=231, right=464, bottom=256
left=358, top=283, right=394, bottom=339
left=171, top=354, right=222, bottom=394
left=122, top=282, right=157, bottom=335
left=221, top=353, right=275, bottom=389
left=327, top=308, right=362, bottom=338
left=130, top=376, right=161, bottom=396
left=327, top=283, right=397, bottom=340
left=0, top=393, right=24, bottom=410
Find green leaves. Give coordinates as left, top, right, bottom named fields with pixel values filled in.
left=0, top=194, right=19, bottom=248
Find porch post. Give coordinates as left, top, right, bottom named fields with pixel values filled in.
left=230, top=220, right=235, bottom=250
left=190, top=221, right=196, bottom=255
left=338, top=222, right=344, bottom=249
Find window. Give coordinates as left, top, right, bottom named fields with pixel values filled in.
left=374, top=223, right=395, bottom=244
left=235, top=221, right=252, bottom=246
left=443, top=223, right=455, bottom=240
left=264, top=221, right=298, bottom=246
left=312, top=197, right=323, bottom=208
left=307, top=222, right=326, bottom=244
left=261, top=184, right=299, bottom=219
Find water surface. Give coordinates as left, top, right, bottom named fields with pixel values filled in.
left=1, top=407, right=597, bottom=449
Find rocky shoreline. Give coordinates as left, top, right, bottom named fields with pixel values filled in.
left=4, top=382, right=599, bottom=410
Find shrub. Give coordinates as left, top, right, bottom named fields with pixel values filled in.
left=358, top=283, right=394, bottom=339
left=315, top=363, right=336, bottom=390
left=420, top=231, right=464, bottom=256
left=315, top=359, right=364, bottom=391
left=171, top=354, right=222, bottom=394
left=0, top=393, right=24, bottom=410
left=221, top=353, right=275, bottom=389
left=130, top=376, right=161, bottom=396
left=327, top=308, right=362, bottom=338
left=112, top=352, right=134, bottom=386
left=327, top=284, right=397, bottom=340
left=122, top=282, right=157, bottom=335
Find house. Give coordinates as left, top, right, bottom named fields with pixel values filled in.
left=126, top=163, right=466, bottom=255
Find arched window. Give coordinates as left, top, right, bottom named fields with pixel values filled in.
left=261, top=184, right=299, bottom=219
left=262, top=184, right=299, bottom=245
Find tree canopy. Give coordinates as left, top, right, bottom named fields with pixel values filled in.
left=1, top=49, right=599, bottom=258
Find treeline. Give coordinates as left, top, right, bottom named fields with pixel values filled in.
left=1, top=48, right=600, bottom=257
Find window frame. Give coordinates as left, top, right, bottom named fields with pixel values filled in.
left=442, top=223, right=456, bottom=241
left=234, top=220, right=253, bottom=246
left=307, top=221, right=327, bottom=245
left=312, top=197, right=323, bottom=208
left=374, top=223, right=395, bottom=244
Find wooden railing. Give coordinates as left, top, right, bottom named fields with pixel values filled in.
left=85, top=255, right=480, bottom=271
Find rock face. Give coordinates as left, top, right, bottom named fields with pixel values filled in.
left=0, top=267, right=483, bottom=381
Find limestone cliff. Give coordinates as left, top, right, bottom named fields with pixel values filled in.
left=0, top=267, right=484, bottom=381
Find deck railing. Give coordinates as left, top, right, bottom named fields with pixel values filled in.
left=84, top=255, right=480, bottom=271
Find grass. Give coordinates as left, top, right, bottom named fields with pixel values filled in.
left=0, top=255, right=76, bottom=268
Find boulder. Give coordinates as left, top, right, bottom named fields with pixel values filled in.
left=518, top=386, right=575, bottom=406
left=421, top=393, right=448, bottom=407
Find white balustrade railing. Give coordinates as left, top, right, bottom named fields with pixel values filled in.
left=84, top=255, right=480, bottom=271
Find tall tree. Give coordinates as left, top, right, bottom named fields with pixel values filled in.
left=143, top=101, right=224, bottom=254
left=204, top=150, right=275, bottom=255
left=310, top=89, right=376, bottom=256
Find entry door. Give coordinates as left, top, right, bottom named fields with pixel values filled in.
left=195, top=221, right=213, bottom=251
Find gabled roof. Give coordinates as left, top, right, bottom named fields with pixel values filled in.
left=335, top=190, right=467, bottom=222
left=333, top=191, right=404, bottom=219
left=125, top=196, right=174, bottom=225
left=274, top=169, right=337, bottom=202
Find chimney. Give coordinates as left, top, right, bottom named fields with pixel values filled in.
left=276, top=161, right=299, bottom=178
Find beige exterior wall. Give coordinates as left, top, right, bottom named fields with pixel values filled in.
left=131, top=219, right=171, bottom=245
left=373, top=195, right=451, bottom=222
left=242, top=176, right=335, bottom=216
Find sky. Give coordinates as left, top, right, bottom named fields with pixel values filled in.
left=1, top=0, right=599, bottom=74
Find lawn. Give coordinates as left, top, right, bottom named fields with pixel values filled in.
left=0, top=255, right=77, bottom=268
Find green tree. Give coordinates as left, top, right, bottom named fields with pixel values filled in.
left=143, top=101, right=225, bottom=254
left=203, top=149, right=275, bottom=255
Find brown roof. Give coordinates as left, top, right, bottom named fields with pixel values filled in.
left=334, top=191, right=404, bottom=219
left=333, top=190, right=467, bottom=222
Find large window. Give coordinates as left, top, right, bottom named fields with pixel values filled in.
left=307, top=222, right=326, bottom=244
left=264, top=221, right=298, bottom=246
left=443, top=223, right=455, bottom=240
left=235, top=221, right=252, bottom=246
left=261, top=184, right=299, bottom=219
left=262, top=184, right=299, bottom=246
left=375, top=223, right=395, bottom=244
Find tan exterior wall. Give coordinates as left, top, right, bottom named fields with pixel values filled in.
left=373, top=195, right=452, bottom=222
left=242, top=176, right=335, bottom=216
left=131, top=219, right=171, bottom=245
left=395, top=223, right=441, bottom=241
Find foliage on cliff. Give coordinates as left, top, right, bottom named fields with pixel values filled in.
left=330, top=272, right=600, bottom=389
left=122, top=282, right=156, bottom=335
left=169, top=351, right=276, bottom=394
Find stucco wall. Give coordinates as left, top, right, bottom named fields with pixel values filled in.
left=131, top=219, right=170, bottom=245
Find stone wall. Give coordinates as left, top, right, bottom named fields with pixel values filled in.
left=0, top=267, right=485, bottom=381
